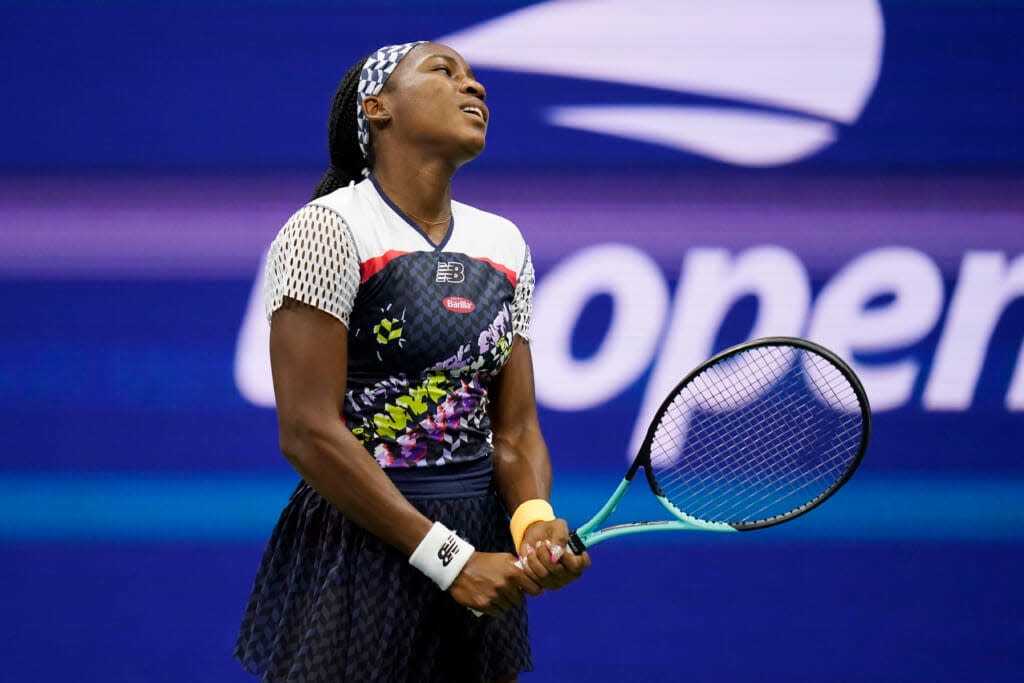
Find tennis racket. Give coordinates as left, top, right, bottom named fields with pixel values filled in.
left=565, top=336, right=871, bottom=554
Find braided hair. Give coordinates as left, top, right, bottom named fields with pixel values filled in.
left=311, top=56, right=372, bottom=200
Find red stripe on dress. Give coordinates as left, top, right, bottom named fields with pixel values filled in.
left=471, top=256, right=517, bottom=287
left=360, top=249, right=410, bottom=283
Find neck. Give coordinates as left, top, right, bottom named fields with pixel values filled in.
left=372, top=151, right=456, bottom=241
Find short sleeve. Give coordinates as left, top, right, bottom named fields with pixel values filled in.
left=263, top=204, right=360, bottom=327
left=512, top=246, right=535, bottom=340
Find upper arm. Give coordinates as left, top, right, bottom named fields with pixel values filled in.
left=489, top=337, right=543, bottom=444
left=264, top=205, right=360, bottom=440
left=492, top=246, right=540, bottom=436
left=489, top=337, right=552, bottom=506
left=270, top=301, right=350, bottom=442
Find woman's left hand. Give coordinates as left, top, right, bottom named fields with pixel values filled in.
left=517, top=518, right=591, bottom=591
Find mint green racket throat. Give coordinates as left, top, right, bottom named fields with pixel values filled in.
left=567, top=477, right=738, bottom=553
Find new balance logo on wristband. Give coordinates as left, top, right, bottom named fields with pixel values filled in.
left=437, top=535, right=461, bottom=566
left=409, top=522, right=473, bottom=591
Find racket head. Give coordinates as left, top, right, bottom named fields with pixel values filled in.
left=635, top=337, right=871, bottom=531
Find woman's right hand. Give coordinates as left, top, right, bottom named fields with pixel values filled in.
left=448, top=551, right=542, bottom=616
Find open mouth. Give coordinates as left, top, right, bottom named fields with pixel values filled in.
left=460, top=105, right=486, bottom=122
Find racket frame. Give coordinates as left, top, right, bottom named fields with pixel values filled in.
left=567, top=337, right=871, bottom=554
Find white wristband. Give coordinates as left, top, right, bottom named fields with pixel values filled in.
left=408, top=521, right=475, bottom=591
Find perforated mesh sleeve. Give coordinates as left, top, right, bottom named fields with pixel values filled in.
left=512, top=247, right=535, bottom=340
left=264, top=205, right=360, bottom=327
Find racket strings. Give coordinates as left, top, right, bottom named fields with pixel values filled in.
left=647, top=346, right=864, bottom=526
left=656, top=374, right=831, bottom=515
left=657, top=389, right=849, bottom=522
left=664, top=362, right=859, bottom=523
left=706, top=425, right=860, bottom=523
left=672, top=364, right=858, bottom=521
left=655, top=354, right=827, bottom=484
left=742, top=439, right=859, bottom=520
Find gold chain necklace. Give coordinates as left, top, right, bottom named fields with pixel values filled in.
left=403, top=209, right=452, bottom=225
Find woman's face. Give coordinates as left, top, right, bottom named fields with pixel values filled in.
left=367, top=43, right=489, bottom=166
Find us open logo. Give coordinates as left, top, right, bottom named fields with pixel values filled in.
left=440, top=0, right=884, bottom=167
left=443, top=296, right=476, bottom=314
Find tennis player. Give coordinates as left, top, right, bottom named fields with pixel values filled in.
left=234, top=41, right=590, bottom=682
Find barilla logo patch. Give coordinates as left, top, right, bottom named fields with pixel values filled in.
left=443, top=296, right=476, bottom=314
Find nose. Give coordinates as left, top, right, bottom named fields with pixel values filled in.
left=461, top=76, right=486, bottom=102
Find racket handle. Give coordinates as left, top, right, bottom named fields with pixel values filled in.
left=567, top=531, right=587, bottom=555
left=468, top=546, right=567, bottom=617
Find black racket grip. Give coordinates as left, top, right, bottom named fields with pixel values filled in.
left=567, top=531, right=587, bottom=555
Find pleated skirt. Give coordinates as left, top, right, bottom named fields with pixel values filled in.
left=234, top=481, right=531, bottom=682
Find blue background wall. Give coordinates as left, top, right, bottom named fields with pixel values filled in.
left=1, top=1, right=1022, bottom=681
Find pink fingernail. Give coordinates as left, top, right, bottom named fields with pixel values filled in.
left=550, top=554, right=558, bottom=563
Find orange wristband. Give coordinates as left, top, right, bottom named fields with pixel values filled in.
left=509, top=499, right=555, bottom=553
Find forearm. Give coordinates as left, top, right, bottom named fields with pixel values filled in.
left=280, top=418, right=432, bottom=557
left=492, top=425, right=553, bottom=514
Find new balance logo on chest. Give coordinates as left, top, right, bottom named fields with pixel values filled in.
left=436, top=261, right=465, bottom=283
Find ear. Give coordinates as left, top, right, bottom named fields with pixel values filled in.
left=363, top=96, right=391, bottom=126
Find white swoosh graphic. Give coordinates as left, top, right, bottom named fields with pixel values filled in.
left=547, top=105, right=837, bottom=166
left=439, top=0, right=883, bottom=165
left=439, top=0, right=884, bottom=123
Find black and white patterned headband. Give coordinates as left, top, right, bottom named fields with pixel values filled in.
left=356, top=41, right=426, bottom=173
